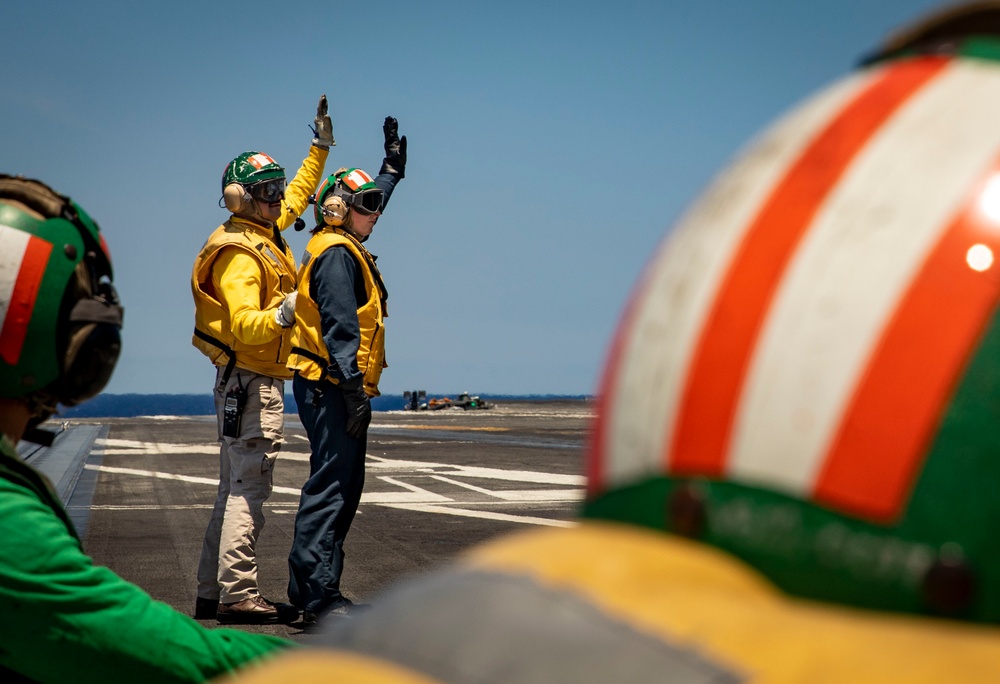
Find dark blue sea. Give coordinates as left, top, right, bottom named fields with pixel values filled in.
left=61, top=393, right=590, bottom=418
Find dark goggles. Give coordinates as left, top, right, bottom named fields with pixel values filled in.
left=346, top=188, right=384, bottom=215
left=249, top=178, right=286, bottom=203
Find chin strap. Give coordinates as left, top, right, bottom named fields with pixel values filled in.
left=21, top=426, right=57, bottom=447
left=20, top=391, right=60, bottom=445
left=271, top=224, right=286, bottom=254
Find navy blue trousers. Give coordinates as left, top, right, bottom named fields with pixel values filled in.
left=287, top=373, right=367, bottom=613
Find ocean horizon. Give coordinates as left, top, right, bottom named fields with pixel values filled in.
left=61, top=392, right=593, bottom=418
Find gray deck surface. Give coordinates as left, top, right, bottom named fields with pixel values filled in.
left=26, top=399, right=590, bottom=644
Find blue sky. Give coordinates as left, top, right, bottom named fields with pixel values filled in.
left=2, top=0, right=944, bottom=395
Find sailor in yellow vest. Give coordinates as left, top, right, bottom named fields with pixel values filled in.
left=190, top=96, right=332, bottom=625
left=286, top=117, right=406, bottom=623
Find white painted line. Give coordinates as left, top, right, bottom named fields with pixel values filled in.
left=96, top=438, right=151, bottom=447
left=378, top=503, right=577, bottom=528
left=85, top=464, right=304, bottom=496
left=375, top=476, right=452, bottom=502
left=440, top=465, right=584, bottom=486
left=362, top=491, right=453, bottom=504
left=369, top=440, right=463, bottom=446
left=96, top=445, right=312, bottom=460
left=89, top=445, right=582, bottom=491
left=431, top=475, right=500, bottom=497
left=70, top=503, right=293, bottom=511
left=98, top=446, right=219, bottom=455
left=367, top=455, right=449, bottom=469
left=486, top=489, right=585, bottom=502
left=86, top=464, right=454, bottom=505
left=366, top=454, right=585, bottom=486
left=71, top=504, right=215, bottom=510
left=430, top=475, right=584, bottom=502
left=96, top=439, right=219, bottom=455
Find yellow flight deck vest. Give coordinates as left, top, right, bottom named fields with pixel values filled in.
left=289, top=227, right=388, bottom=397
left=191, top=217, right=297, bottom=379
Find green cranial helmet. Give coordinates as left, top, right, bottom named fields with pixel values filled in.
left=221, top=152, right=287, bottom=215
left=221, top=151, right=285, bottom=192
left=313, top=167, right=383, bottom=227
left=0, top=175, right=124, bottom=423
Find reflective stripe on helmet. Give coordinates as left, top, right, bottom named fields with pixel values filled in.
left=0, top=225, right=52, bottom=366
left=590, top=56, right=1000, bottom=523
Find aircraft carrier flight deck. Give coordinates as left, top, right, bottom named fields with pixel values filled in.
left=23, top=399, right=591, bottom=644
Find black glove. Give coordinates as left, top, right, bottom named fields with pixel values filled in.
left=379, top=116, right=407, bottom=179
left=341, top=376, right=372, bottom=438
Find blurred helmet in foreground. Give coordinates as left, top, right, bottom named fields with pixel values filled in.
left=586, top=1, right=1000, bottom=622
left=0, top=175, right=123, bottom=423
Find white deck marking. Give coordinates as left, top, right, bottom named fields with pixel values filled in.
left=85, top=464, right=304, bottom=496
left=370, top=476, right=452, bottom=503
left=431, top=475, right=498, bottom=497
left=367, top=454, right=584, bottom=485
left=379, top=503, right=577, bottom=527
left=88, top=435, right=582, bottom=526
left=434, top=465, right=584, bottom=486
left=431, top=475, right=584, bottom=502
left=97, top=438, right=218, bottom=455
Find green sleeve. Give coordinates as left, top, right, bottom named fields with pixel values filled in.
left=0, top=477, right=293, bottom=683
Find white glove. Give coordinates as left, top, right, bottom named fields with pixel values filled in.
left=275, top=291, right=297, bottom=328
left=311, top=94, right=335, bottom=149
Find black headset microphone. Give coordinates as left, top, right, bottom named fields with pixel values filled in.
left=293, top=195, right=319, bottom=231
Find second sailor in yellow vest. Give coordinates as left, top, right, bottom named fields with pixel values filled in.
left=286, top=116, right=407, bottom=623
left=289, top=224, right=387, bottom=397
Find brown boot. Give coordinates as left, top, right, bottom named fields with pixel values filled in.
left=216, top=595, right=299, bottom=624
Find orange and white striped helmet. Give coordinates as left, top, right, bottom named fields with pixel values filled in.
left=587, top=2, right=1000, bottom=622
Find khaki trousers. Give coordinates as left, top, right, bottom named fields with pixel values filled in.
left=196, top=368, right=284, bottom=603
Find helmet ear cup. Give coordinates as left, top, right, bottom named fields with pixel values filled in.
left=322, top=195, right=349, bottom=226
left=56, top=260, right=123, bottom=406
left=223, top=183, right=252, bottom=213
left=60, top=319, right=122, bottom=405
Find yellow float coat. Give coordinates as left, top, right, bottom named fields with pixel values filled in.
left=288, top=227, right=387, bottom=396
